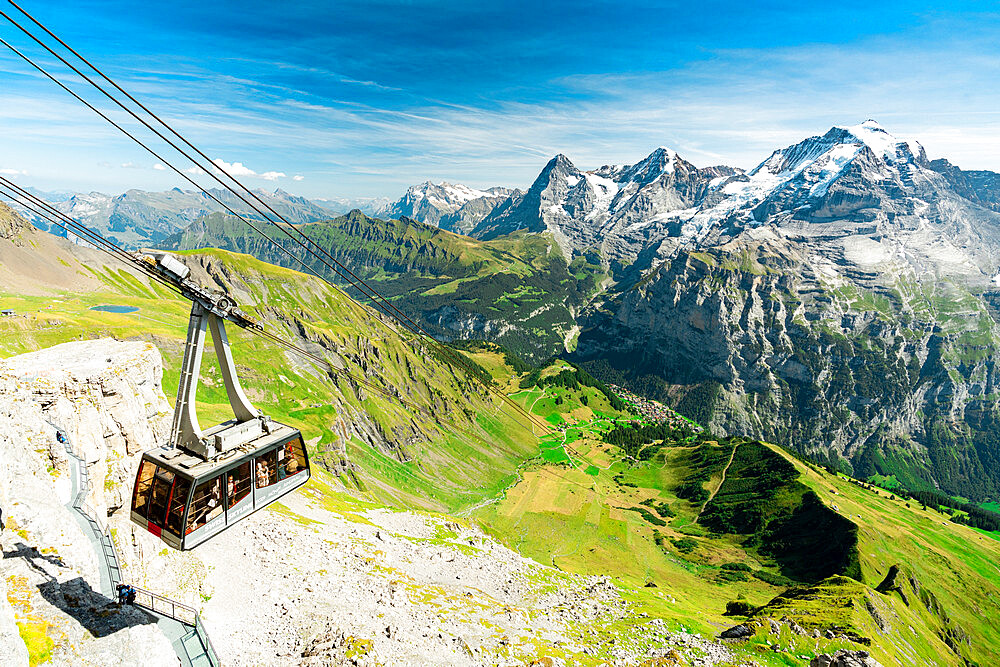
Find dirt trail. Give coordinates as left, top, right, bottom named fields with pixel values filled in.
left=697, top=442, right=739, bottom=520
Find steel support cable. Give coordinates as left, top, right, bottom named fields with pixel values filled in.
left=0, top=177, right=416, bottom=414
left=9, top=177, right=593, bottom=490
left=0, top=194, right=553, bottom=499
left=5, top=1, right=518, bottom=368
left=0, top=176, right=498, bottom=445
left=0, top=15, right=550, bottom=437
left=0, top=175, right=141, bottom=262
left=6, top=1, right=373, bottom=298
left=1, top=185, right=455, bottom=438
left=0, top=6, right=404, bottom=314
left=0, top=178, right=183, bottom=299
left=0, top=33, right=374, bottom=320
left=0, top=179, right=484, bottom=435
left=0, top=5, right=552, bottom=436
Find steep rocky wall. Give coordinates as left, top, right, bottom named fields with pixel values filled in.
left=576, top=242, right=1000, bottom=498
left=0, top=339, right=175, bottom=666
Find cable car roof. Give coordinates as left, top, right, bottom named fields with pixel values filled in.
left=142, top=422, right=299, bottom=478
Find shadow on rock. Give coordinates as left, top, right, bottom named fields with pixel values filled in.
left=3, top=541, right=67, bottom=572
left=37, top=577, right=157, bottom=638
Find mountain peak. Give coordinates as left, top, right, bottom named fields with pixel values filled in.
left=548, top=154, right=577, bottom=170
left=831, top=119, right=924, bottom=164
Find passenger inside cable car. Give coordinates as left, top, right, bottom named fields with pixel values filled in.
left=131, top=434, right=310, bottom=549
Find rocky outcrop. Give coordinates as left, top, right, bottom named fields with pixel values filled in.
left=811, top=650, right=885, bottom=667
left=0, top=339, right=176, bottom=666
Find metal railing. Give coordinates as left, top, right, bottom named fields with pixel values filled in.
left=195, top=613, right=221, bottom=666
left=57, top=430, right=221, bottom=666
left=131, top=586, right=197, bottom=625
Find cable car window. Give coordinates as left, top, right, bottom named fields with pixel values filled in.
left=187, top=476, right=223, bottom=534
left=147, top=468, right=175, bottom=528
left=255, top=449, right=278, bottom=488
left=226, top=461, right=252, bottom=508
left=277, top=437, right=307, bottom=480
left=165, top=476, right=191, bottom=538
left=132, top=460, right=156, bottom=518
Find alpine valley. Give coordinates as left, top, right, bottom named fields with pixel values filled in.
left=5, top=120, right=1000, bottom=667
left=164, top=120, right=1000, bottom=504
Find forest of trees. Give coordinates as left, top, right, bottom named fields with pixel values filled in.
left=604, top=421, right=704, bottom=459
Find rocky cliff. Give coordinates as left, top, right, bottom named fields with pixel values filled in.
left=575, top=236, right=1000, bottom=498
left=0, top=339, right=175, bottom=666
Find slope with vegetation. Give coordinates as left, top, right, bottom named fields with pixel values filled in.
left=165, top=210, right=607, bottom=361
left=4, top=202, right=1000, bottom=666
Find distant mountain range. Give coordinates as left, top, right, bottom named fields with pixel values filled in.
left=16, top=186, right=332, bottom=248
left=374, top=181, right=521, bottom=234
left=17, top=119, right=1000, bottom=502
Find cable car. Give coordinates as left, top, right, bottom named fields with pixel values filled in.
left=130, top=254, right=312, bottom=550
left=131, top=425, right=310, bottom=550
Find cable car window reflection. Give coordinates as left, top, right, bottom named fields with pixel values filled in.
left=255, top=450, right=278, bottom=488
left=165, top=476, right=191, bottom=537
left=187, top=476, right=223, bottom=534
left=147, top=468, right=175, bottom=528
left=227, top=461, right=252, bottom=508
left=132, top=460, right=156, bottom=518
left=277, top=437, right=307, bottom=480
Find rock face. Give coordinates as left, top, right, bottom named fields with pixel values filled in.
left=0, top=339, right=176, bottom=666
left=811, top=649, right=885, bottom=667
left=718, top=623, right=753, bottom=639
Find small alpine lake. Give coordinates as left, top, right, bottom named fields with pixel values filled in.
left=89, top=305, right=140, bottom=314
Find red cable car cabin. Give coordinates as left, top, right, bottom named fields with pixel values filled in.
left=131, top=425, right=309, bottom=550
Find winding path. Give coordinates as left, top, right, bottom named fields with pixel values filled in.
left=696, top=442, right=739, bottom=520
left=59, top=432, right=219, bottom=667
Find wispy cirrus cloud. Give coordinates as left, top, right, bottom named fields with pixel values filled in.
left=2, top=1, right=1000, bottom=199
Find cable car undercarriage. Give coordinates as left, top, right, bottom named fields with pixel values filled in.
left=130, top=254, right=310, bottom=550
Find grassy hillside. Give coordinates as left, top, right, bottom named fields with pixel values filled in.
left=165, top=211, right=607, bottom=361
left=461, top=354, right=1000, bottom=666
left=5, top=213, right=1000, bottom=666
left=0, top=245, right=540, bottom=514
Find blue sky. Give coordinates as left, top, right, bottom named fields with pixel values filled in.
left=1, top=0, right=999, bottom=199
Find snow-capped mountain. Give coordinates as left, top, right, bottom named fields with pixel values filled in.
left=471, top=148, right=740, bottom=260
left=468, top=120, right=1000, bottom=284
left=377, top=182, right=519, bottom=234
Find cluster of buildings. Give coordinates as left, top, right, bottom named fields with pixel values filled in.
left=608, top=384, right=703, bottom=432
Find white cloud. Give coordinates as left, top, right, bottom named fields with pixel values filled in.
left=293, top=174, right=304, bottom=181
left=183, top=165, right=205, bottom=175
left=212, top=158, right=257, bottom=177
left=0, top=168, right=26, bottom=176
left=259, top=170, right=286, bottom=181
left=153, top=163, right=167, bottom=171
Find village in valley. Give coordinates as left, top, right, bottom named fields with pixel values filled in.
left=608, top=384, right=704, bottom=432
